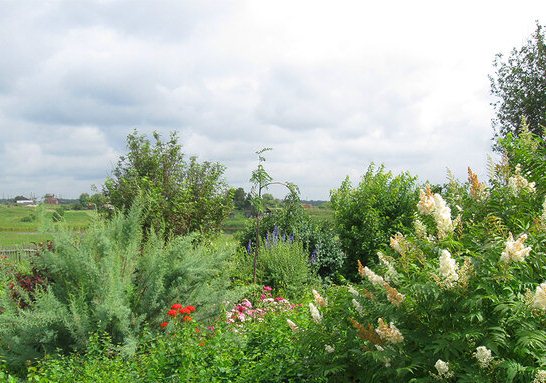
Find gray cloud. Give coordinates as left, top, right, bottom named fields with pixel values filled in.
left=0, top=1, right=544, bottom=199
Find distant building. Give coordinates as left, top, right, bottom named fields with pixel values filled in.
left=15, top=199, right=35, bottom=206
left=44, top=194, right=59, bottom=205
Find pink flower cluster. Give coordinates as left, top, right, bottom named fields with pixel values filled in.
left=226, top=286, right=300, bottom=324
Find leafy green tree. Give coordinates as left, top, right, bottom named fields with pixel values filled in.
left=330, top=163, right=419, bottom=276
left=233, top=187, right=247, bottom=210
left=490, top=21, right=546, bottom=141
left=103, top=130, right=233, bottom=236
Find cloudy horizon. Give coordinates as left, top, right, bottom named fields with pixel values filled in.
left=0, top=1, right=544, bottom=201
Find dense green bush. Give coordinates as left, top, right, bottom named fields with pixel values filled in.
left=0, top=202, right=244, bottom=373
left=239, top=202, right=346, bottom=279
left=259, top=239, right=314, bottom=300
left=103, top=130, right=233, bottom=236
left=295, top=133, right=546, bottom=382
left=331, top=163, right=419, bottom=276
left=25, top=297, right=313, bottom=382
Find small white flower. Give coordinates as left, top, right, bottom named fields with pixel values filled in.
left=508, top=164, right=536, bottom=195
left=364, top=266, right=385, bottom=286
left=414, top=218, right=428, bottom=239
left=312, top=289, right=327, bottom=307
left=352, top=298, right=364, bottom=315
left=439, top=249, right=459, bottom=287
left=433, top=194, right=454, bottom=239
left=347, top=285, right=359, bottom=297
left=473, top=346, right=493, bottom=368
left=309, top=303, right=322, bottom=323
left=324, top=344, right=335, bottom=353
left=534, top=370, right=546, bottom=383
left=533, top=282, right=546, bottom=311
left=434, top=359, right=454, bottom=379
left=418, top=187, right=436, bottom=215
left=286, top=319, right=299, bottom=332
left=500, top=232, right=531, bottom=263
left=378, top=251, right=399, bottom=281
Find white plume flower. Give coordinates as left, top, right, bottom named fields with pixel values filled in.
left=312, top=289, right=327, bottom=307
left=286, top=319, right=299, bottom=332
left=364, top=266, right=385, bottom=286
left=500, top=232, right=531, bottom=263
left=324, top=344, right=335, bottom=353
left=352, top=298, right=364, bottom=315
left=508, top=164, right=536, bottom=195
left=309, top=303, right=322, bottom=323
left=473, top=346, right=493, bottom=368
left=533, top=282, right=546, bottom=311
left=434, top=359, right=454, bottom=379
left=439, top=249, right=459, bottom=287
left=534, top=370, right=546, bottom=383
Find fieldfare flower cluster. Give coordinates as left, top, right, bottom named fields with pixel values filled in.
left=375, top=318, right=404, bottom=344
left=438, top=249, right=459, bottom=288
left=417, top=185, right=454, bottom=239
left=508, top=164, right=536, bottom=195
left=500, top=232, right=532, bottom=263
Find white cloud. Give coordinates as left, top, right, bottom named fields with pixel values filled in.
left=0, top=0, right=544, bottom=199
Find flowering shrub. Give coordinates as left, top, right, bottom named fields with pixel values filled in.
left=297, top=138, right=546, bottom=382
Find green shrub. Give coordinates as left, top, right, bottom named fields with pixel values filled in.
left=27, top=303, right=313, bottom=383
left=331, top=163, right=419, bottom=277
left=0, top=201, right=244, bottom=374
left=259, top=240, right=312, bottom=300
left=239, top=208, right=346, bottom=279
left=297, top=140, right=546, bottom=382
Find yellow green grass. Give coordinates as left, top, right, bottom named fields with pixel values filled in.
left=0, top=205, right=96, bottom=247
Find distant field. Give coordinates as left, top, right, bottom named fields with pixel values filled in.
left=222, top=211, right=249, bottom=234
left=0, top=205, right=96, bottom=247
left=305, top=205, right=334, bottom=224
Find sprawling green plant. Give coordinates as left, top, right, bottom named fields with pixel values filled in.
left=0, top=201, right=244, bottom=373
left=259, top=239, right=314, bottom=300
left=296, top=134, right=546, bottom=382
left=25, top=298, right=314, bottom=383
left=331, top=163, right=419, bottom=277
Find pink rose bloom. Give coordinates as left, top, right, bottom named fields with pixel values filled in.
left=241, top=299, right=253, bottom=308
left=263, top=286, right=273, bottom=291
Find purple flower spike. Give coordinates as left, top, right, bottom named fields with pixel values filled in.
left=246, top=240, right=252, bottom=254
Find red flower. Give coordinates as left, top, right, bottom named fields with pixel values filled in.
left=167, top=309, right=178, bottom=317
left=186, top=305, right=196, bottom=313
left=183, top=315, right=193, bottom=322
left=171, top=303, right=183, bottom=310
left=160, top=321, right=169, bottom=328
left=179, top=307, right=191, bottom=314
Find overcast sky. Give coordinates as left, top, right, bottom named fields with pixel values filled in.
left=0, top=1, right=544, bottom=200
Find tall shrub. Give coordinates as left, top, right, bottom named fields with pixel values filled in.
left=297, top=136, right=546, bottom=382
left=330, top=163, right=419, bottom=276
left=0, top=201, right=242, bottom=373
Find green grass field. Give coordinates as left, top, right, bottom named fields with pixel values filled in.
left=221, top=210, right=250, bottom=234
left=0, top=205, right=96, bottom=247
left=305, top=205, right=334, bottom=224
